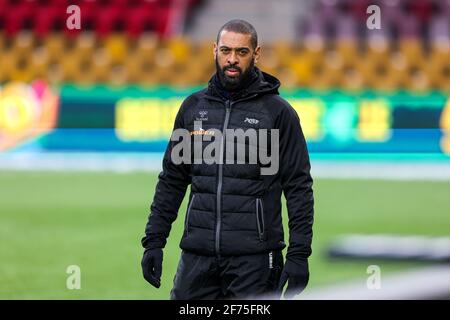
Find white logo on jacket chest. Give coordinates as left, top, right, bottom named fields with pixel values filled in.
left=244, top=117, right=259, bottom=125
left=196, top=110, right=208, bottom=121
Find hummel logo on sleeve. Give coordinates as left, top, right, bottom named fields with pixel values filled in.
left=196, top=110, right=209, bottom=121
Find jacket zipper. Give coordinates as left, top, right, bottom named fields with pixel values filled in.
left=215, top=100, right=231, bottom=256
left=185, top=194, right=196, bottom=236
left=256, top=198, right=265, bottom=241
left=213, top=94, right=258, bottom=256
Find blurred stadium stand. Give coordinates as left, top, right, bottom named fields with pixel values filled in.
left=0, top=0, right=449, bottom=90
left=1, top=0, right=450, bottom=166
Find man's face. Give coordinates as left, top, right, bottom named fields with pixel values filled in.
left=214, top=30, right=260, bottom=90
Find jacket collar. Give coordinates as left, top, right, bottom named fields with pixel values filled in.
left=205, top=67, right=281, bottom=102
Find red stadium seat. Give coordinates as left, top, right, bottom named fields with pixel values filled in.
left=4, top=3, right=35, bottom=35
left=34, top=6, right=65, bottom=38
left=154, top=6, right=172, bottom=36
left=95, top=6, right=125, bottom=37
left=125, top=5, right=158, bottom=37
left=406, top=0, right=434, bottom=23
left=76, top=1, right=99, bottom=32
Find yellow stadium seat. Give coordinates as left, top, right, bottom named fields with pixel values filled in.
left=59, top=48, right=106, bottom=84
left=9, top=52, right=35, bottom=82
left=108, top=63, right=129, bottom=86
left=323, top=49, right=345, bottom=84
left=154, top=66, right=174, bottom=85
left=404, top=61, right=431, bottom=92
left=90, top=48, right=111, bottom=83
left=177, top=58, right=211, bottom=85
left=273, top=41, right=296, bottom=68
left=170, top=65, right=197, bottom=87
left=102, top=33, right=129, bottom=64
left=74, top=32, right=97, bottom=60
left=365, top=37, right=392, bottom=66
left=430, top=42, right=450, bottom=61
left=397, top=40, right=428, bottom=92
left=0, top=32, right=5, bottom=52
left=338, top=62, right=366, bottom=92
left=44, top=61, right=64, bottom=84
left=166, top=37, right=191, bottom=65
left=398, top=39, right=425, bottom=65
left=43, top=33, right=67, bottom=61
left=0, top=50, right=14, bottom=82
left=2, top=28, right=446, bottom=90
left=258, top=44, right=281, bottom=76
left=31, top=46, right=50, bottom=80
left=59, top=51, right=79, bottom=83
left=276, top=67, right=298, bottom=89
left=138, top=71, right=160, bottom=86
left=190, top=41, right=214, bottom=69
left=359, top=57, right=401, bottom=92
left=124, top=52, right=147, bottom=83
left=135, top=32, right=159, bottom=61
left=303, top=35, right=326, bottom=61
left=290, top=46, right=326, bottom=87
left=153, top=45, right=179, bottom=72
left=426, top=50, right=450, bottom=91
left=11, top=31, right=35, bottom=56
left=388, top=50, right=409, bottom=83
left=335, top=40, right=360, bottom=64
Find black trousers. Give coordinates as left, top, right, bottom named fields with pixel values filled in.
left=170, top=250, right=284, bottom=300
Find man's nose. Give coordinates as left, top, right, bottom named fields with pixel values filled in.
left=227, top=51, right=238, bottom=65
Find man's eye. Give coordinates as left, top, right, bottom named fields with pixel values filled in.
left=239, top=50, right=248, bottom=55
left=221, top=48, right=230, bottom=53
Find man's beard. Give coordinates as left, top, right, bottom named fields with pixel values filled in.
left=215, top=58, right=255, bottom=91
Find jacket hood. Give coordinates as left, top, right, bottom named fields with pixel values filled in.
left=205, top=67, right=280, bottom=100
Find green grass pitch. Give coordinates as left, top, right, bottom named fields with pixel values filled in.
left=0, top=170, right=449, bottom=299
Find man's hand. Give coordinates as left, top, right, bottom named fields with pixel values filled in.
left=277, top=257, right=309, bottom=299
left=141, top=248, right=163, bottom=288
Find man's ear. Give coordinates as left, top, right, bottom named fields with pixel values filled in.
left=213, top=43, right=218, bottom=59
left=254, top=46, right=261, bottom=64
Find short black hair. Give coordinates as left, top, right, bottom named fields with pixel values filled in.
left=216, top=19, right=258, bottom=49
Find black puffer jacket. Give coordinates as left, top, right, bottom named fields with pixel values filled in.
left=142, top=68, right=314, bottom=259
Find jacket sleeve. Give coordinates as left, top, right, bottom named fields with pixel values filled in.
left=277, top=99, right=314, bottom=260
left=141, top=100, right=192, bottom=250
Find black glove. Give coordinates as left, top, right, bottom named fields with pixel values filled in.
left=141, top=248, right=163, bottom=288
left=277, top=258, right=309, bottom=299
